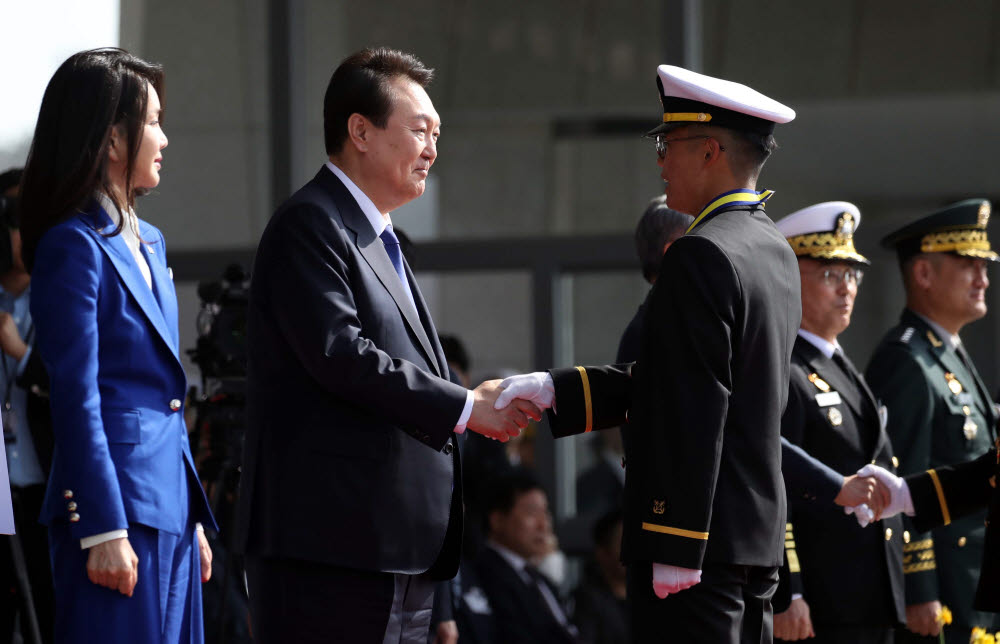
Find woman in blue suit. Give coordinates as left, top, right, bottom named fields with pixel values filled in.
left=18, top=49, right=217, bottom=643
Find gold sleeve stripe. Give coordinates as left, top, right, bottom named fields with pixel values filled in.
left=641, top=522, right=709, bottom=540
left=575, top=366, right=593, bottom=433
left=903, top=539, right=934, bottom=553
left=927, top=469, right=951, bottom=526
left=904, top=561, right=937, bottom=574
left=787, top=550, right=800, bottom=573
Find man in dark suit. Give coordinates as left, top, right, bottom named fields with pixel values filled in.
left=236, top=48, right=539, bottom=643
left=498, top=64, right=805, bottom=643
left=772, top=202, right=905, bottom=643
left=865, top=200, right=1000, bottom=643
left=615, top=195, right=692, bottom=365
left=474, top=472, right=579, bottom=643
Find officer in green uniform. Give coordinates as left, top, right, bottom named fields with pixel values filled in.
left=865, top=199, right=1000, bottom=643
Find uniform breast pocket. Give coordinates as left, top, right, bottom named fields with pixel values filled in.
left=102, top=407, right=142, bottom=444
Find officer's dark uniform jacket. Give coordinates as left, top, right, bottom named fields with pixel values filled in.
left=546, top=193, right=801, bottom=572
left=781, top=335, right=905, bottom=628
left=866, top=309, right=999, bottom=629
left=906, top=447, right=1000, bottom=612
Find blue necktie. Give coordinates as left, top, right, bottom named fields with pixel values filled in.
left=379, top=225, right=416, bottom=310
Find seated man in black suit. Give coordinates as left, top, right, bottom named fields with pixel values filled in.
left=573, top=509, right=630, bottom=644
left=474, top=473, right=580, bottom=643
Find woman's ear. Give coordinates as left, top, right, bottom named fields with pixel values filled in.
left=107, top=124, right=126, bottom=164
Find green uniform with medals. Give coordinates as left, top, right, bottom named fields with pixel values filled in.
left=866, top=311, right=999, bottom=641
left=865, top=198, right=1000, bottom=643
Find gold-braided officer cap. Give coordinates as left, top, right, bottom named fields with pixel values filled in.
left=774, top=201, right=870, bottom=265
left=880, top=199, right=998, bottom=263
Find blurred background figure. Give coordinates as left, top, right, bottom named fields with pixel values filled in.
left=616, top=195, right=693, bottom=364
left=471, top=472, right=580, bottom=643
left=0, top=166, right=54, bottom=644
left=572, top=509, right=629, bottom=644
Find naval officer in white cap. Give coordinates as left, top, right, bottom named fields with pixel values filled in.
left=495, top=65, right=809, bottom=643
left=773, top=203, right=906, bottom=643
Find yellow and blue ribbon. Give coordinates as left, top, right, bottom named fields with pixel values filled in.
left=686, top=189, right=775, bottom=233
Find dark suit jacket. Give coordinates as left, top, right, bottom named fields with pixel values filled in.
left=236, top=166, right=467, bottom=579
left=547, top=201, right=801, bottom=570
left=781, top=336, right=905, bottom=627
left=474, top=546, right=579, bottom=644
left=616, top=298, right=646, bottom=365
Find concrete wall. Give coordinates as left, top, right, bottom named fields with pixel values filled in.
left=120, top=0, right=1000, bottom=398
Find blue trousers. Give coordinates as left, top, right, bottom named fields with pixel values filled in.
left=49, top=484, right=203, bottom=644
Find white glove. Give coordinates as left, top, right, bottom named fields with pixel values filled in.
left=651, top=563, right=701, bottom=599
left=494, top=372, right=555, bottom=412
left=856, top=463, right=913, bottom=518
left=844, top=503, right=875, bottom=528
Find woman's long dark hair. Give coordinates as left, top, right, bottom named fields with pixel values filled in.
left=19, top=48, right=164, bottom=271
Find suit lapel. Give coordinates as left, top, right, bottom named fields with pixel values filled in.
left=138, top=221, right=180, bottom=354
left=405, top=261, right=449, bottom=378
left=795, top=337, right=877, bottom=454
left=796, top=338, right=869, bottom=421
left=319, top=169, right=442, bottom=376
left=83, top=206, right=178, bottom=361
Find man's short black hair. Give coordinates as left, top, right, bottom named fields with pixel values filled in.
left=323, top=47, right=434, bottom=156
left=634, top=195, right=693, bottom=283
left=483, top=471, right=544, bottom=533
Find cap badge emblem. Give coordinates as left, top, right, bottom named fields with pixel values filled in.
left=979, top=202, right=991, bottom=228
left=836, top=212, right=855, bottom=238
left=808, top=373, right=831, bottom=393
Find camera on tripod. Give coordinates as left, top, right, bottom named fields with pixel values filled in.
left=188, top=264, right=249, bottom=494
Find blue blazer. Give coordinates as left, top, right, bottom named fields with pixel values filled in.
left=30, top=200, right=215, bottom=539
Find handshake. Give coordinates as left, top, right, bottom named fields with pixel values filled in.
left=837, top=464, right=914, bottom=527
left=465, top=373, right=553, bottom=442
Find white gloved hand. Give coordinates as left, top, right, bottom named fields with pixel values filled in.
left=844, top=503, right=875, bottom=528
left=494, top=372, right=555, bottom=412
left=651, top=563, right=701, bottom=599
left=856, top=463, right=913, bottom=518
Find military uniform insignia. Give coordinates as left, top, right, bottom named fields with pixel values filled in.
left=945, top=372, right=963, bottom=395
left=900, top=327, right=915, bottom=343
left=963, top=416, right=978, bottom=440
left=836, top=212, right=855, bottom=238
left=808, top=373, right=831, bottom=392
left=827, top=407, right=843, bottom=426
left=927, top=331, right=943, bottom=348
left=979, top=202, right=991, bottom=228
left=652, top=500, right=666, bottom=515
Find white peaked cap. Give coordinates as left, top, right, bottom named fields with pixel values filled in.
left=777, top=202, right=862, bottom=238
left=649, top=65, right=795, bottom=137
left=775, top=201, right=869, bottom=265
